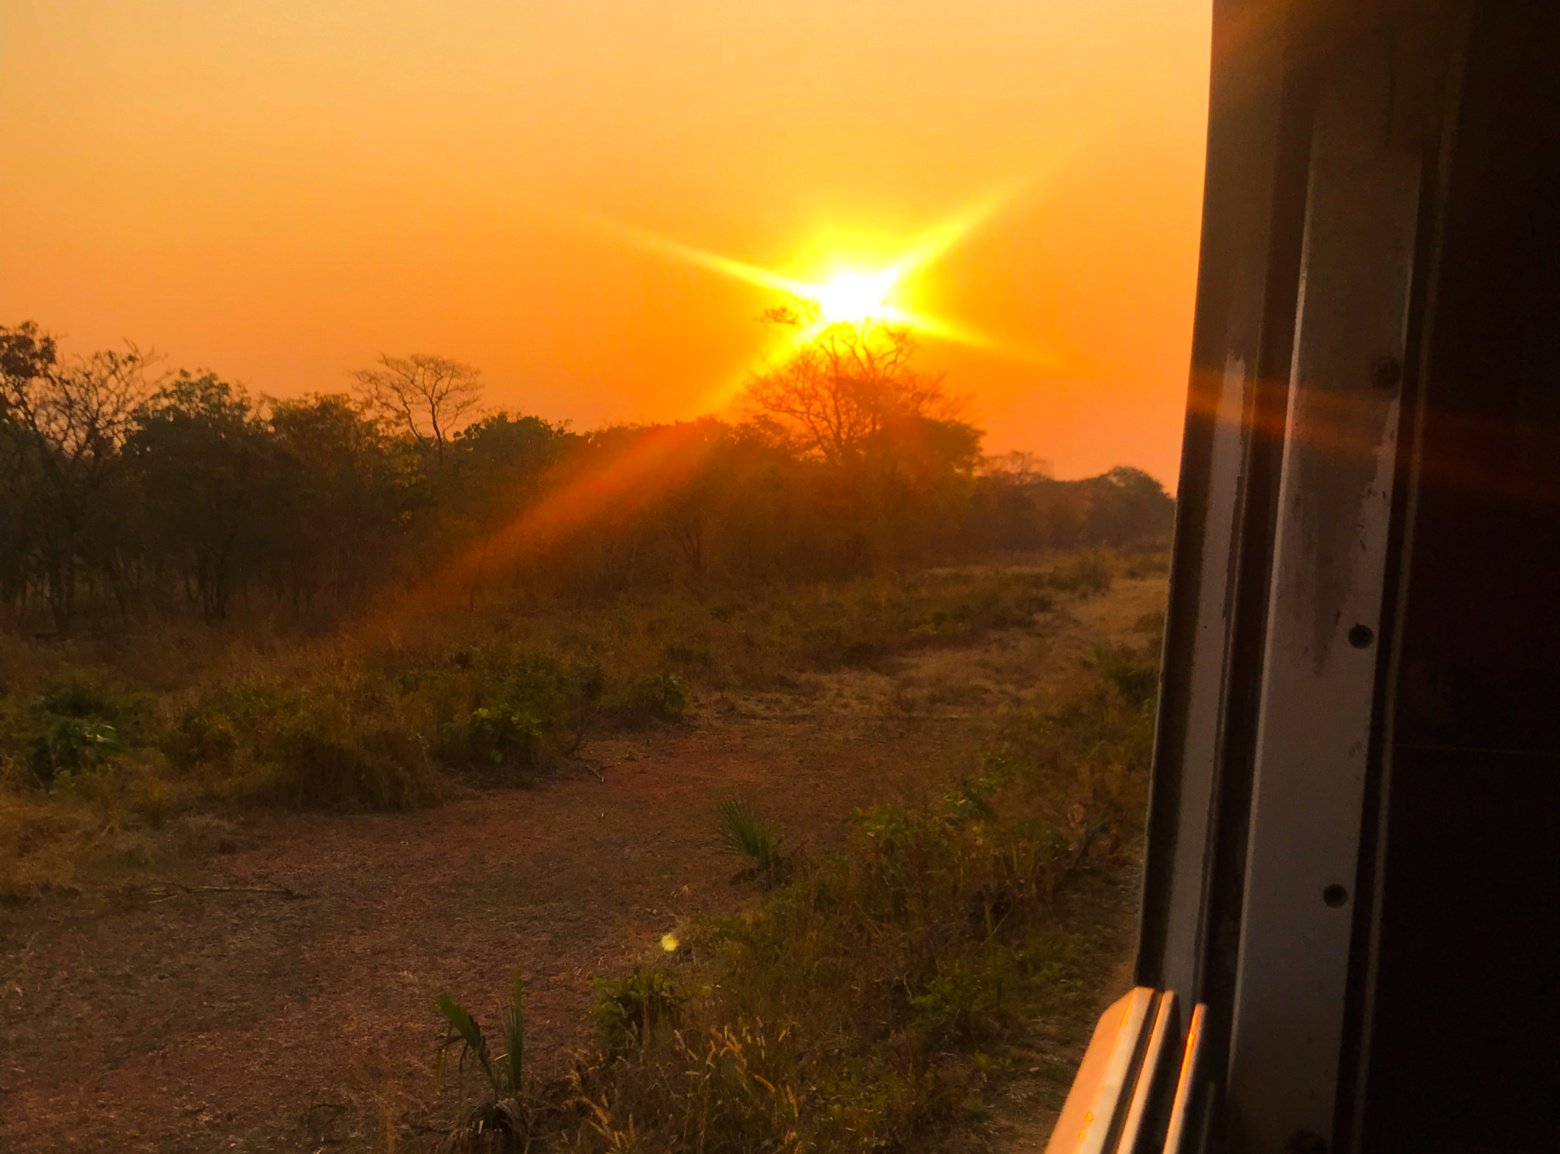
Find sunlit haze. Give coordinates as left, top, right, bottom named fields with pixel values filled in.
left=0, top=1, right=1209, bottom=482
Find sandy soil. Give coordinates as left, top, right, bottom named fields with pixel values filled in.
left=0, top=578, right=1165, bottom=1153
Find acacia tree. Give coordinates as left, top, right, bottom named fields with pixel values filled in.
left=743, top=315, right=981, bottom=569
left=743, top=318, right=950, bottom=467
left=352, top=353, right=482, bottom=468
left=0, top=322, right=154, bottom=631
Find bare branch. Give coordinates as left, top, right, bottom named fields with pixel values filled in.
left=352, top=353, right=483, bottom=465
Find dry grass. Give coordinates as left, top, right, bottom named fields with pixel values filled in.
left=0, top=549, right=1159, bottom=901
left=430, top=630, right=1162, bottom=1153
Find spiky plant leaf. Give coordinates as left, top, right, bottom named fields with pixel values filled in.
left=436, top=992, right=495, bottom=1087
left=501, top=971, right=525, bottom=1095
left=716, top=797, right=782, bottom=871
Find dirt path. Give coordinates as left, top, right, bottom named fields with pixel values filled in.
left=0, top=579, right=1165, bottom=1153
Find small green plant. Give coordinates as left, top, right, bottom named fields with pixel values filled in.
left=436, top=972, right=530, bottom=1150
left=26, top=716, right=121, bottom=786
left=715, top=797, right=788, bottom=881
left=592, top=966, right=683, bottom=1053
left=163, top=706, right=239, bottom=773
left=1092, top=643, right=1160, bottom=709
left=466, top=706, right=543, bottom=768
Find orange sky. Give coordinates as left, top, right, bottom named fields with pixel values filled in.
left=0, top=1, right=1208, bottom=484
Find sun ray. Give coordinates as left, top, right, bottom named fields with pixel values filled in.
left=574, top=212, right=815, bottom=299
left=883, top=184, right=1020, bottom=283
left=573, top=183, right=1073, bottom=377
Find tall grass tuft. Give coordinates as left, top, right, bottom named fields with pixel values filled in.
left=436, top=972, right=532, bottom=1151
left=715, top=797, right=787, bottom=880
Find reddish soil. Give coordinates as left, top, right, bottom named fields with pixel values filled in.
left=0, top=579, right=1164, bottom=1153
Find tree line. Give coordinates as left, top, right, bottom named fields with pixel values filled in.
left=0, top=318, right=1173, bottom=635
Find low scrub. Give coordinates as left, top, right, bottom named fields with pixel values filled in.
left=253, top=712, right=440, bottom=811
left=435, top=649, right=1155, bottom=1152
left=601, top=672, right=688, bottom=730
left=0, top=550, right=1145, bottom=894
left=592, top=967, right=684, bottom=1054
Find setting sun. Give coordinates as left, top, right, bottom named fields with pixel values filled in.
left=811, top=269, right=901, bottom=325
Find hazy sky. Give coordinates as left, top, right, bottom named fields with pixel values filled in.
left=0, top=1, right=1208, bottom=482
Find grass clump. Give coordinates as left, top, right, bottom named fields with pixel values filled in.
left=437, top=972, right=536, bottom=1152
left=256, top=712, right=439, bottom=811
left=715, top=797, right=789, bottom=883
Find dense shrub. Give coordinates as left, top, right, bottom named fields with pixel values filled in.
left=25, top=715, right=121, bottom=785
left=0, top=678, right=127, bottom=787
left=592, top=967, right=683, bottom=1053
left=253, top=698, right=440, bottom=810
left=602, top=672, right=688, bottom=729
left=465, top=705, right=544, bottom=768
left=162, top=706, right=240, bottom=773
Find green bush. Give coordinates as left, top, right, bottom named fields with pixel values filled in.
left=256, top=701, right=439, bottom=811
left=466, top=705, right=543, bottom=768
left=592, top=966, right=683, bottom=1053
left=0, top=677, right=127, bottom=787
left=603, top=672, right=687, bottom=729
left=37, top=678, right=118, bottom=721
left=163, top=706, right=239, bottom=773
left=498, top=655, right=603, bottom=728
left=26, top=715, right=121, bottom=785
left=431, top=653, right=610, bottom=772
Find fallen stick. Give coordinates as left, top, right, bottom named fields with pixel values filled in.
left=138, top=880, right=308, bottom=901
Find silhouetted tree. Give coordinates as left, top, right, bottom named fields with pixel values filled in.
left=353, top=353, right=482, bottom=467
left=264, top=394, right=406, bottom=616
left=125, top=372, right=263, bottom=620
left=744, top=320, right=949, bottom=468
left=0, top=318, right=1174, bottom=634
left=0, top=322, right=153, bottom=631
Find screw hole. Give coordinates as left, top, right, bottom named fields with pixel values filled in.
left=1323, top=884, right=1350, bottom=908
left=1348, top=624, right=1374, bottom=649
left=1370, top=356, right=1403, bottom=389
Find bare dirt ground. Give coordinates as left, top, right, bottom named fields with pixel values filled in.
left=0, top=578, right=1166, bottom=1153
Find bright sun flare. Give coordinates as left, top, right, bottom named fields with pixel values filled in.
left=578, top=185, right=1067, bottom=418
left=811, top=269, right=900, bottom=324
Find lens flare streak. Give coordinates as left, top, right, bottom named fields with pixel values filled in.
left=573, top=188, right=1053, bottom=372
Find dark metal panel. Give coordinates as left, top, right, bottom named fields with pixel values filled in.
left=1137, top=0, right=1304, bottom=1005
left=1224, top=26, right=1435, bottom=1151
